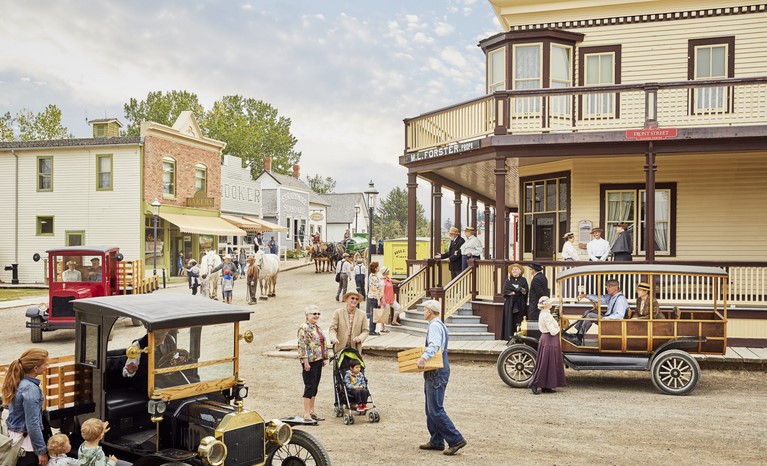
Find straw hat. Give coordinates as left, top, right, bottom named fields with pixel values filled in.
left=508, top=263, right=525, bottom=274
left=342, top=290, right=363, bottom=302
left=448, top=227, right=460, bottom=235
left=563, top=232, right=575, bottom=239
left=66, top=260, right=77, bottom=267
left=591, top=227, right=604, bottom=234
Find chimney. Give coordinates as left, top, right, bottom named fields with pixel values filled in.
left=264, top=156, right=272, bottom=172
left=292, top=164, right=300, bottom=178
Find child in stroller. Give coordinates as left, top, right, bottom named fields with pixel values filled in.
left=331, top=347, right=381, bottom=425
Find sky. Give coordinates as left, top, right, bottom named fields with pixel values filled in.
left=0, top=0, right=501, bottom=215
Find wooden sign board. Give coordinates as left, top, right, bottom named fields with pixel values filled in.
left=397, top=347, right=443, bottom=373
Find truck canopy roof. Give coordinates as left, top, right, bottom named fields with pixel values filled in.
left=73, top=294, right=253, bottom=331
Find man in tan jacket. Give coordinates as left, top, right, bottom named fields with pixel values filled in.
left=329, top=291, right=369, bottom=353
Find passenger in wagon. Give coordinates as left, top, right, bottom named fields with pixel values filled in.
left=62, top=260, right=82, bottom=282
left=631, top=282, right=663, bottom=319
left=571, top=279, right=629, bottom=342
left=87, top=258, right=103, bottom=281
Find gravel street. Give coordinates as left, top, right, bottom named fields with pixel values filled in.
left=2, top=263, right=765, bottom=466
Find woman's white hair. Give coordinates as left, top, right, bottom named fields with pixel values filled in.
left=304, top=304, right=319, bottom=315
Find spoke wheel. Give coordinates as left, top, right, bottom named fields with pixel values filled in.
left=496, top=344, right=537, bottom=388
left=266, top=429, right=331, bottom=466
left=651, top=349, right=700, bottom=396
left=30, top=316, right=43, bottom=343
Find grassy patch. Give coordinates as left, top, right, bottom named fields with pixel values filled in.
left=0, top=288, right=47, bottom=302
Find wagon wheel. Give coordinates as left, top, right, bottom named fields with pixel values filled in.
left=266, top=429, right=331, bottom=466
left=496, top=344, right=537, bottom=388
left=30, top=316, right=43, bottom=343
left=650, top=349, right=701, bottom=396
left=157, top=349, right=191, bottom=368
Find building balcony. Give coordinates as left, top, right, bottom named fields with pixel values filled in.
left=404, top=76, right=767, bottom=153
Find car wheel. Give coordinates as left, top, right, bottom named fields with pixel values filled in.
left=650, top=349, right=701, bottom=396
left=266, top=429, right=331, bottom=466
left=30, top=316, right=43, bottom=343
left=496, top=344, right=537, bottom=388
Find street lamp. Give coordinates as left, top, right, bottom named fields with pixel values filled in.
left=364, top=181, right=378, bottom=263
left=354, top=204, right=360, bottom=233
left=151, top=198, right=161, bottom=276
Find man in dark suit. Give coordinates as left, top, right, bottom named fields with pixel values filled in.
left=437, top=227, right=465, bottom=279
left=527, top=263, right=549, bottom=321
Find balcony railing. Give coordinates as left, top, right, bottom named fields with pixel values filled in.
left=404, top=77, right=767, bottom=153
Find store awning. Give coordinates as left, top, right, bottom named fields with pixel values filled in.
left=220, top=214, right=263, bottom=233
left=158, top=212, right=247, bottom=236
left=242, top=216, right=289, bottom=232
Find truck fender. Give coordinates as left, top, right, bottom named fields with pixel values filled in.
left=26, top=304, right=46, bottom=319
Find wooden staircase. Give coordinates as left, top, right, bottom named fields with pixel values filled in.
left=391, top=301, right=495, bottom=341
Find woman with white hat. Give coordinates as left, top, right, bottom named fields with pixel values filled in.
left=561, top=232, right=580, bottom=261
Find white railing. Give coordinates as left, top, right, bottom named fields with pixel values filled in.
left=398, top=266, right=428, bottom=312
left=443, top=269, right=473, bottom=320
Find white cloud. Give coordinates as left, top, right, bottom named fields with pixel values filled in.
left=412, top=32, right=434, bottom=45
left=434, top=21, right=455, bottom=36
left=241, top=4, right=253, bottom=10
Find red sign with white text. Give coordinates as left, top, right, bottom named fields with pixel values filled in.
left=625, top=128, right=678, bottom=141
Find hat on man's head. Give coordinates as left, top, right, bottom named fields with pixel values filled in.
left=422, top=299, right=441, bottom=314
left=66, top=260, right=77, bottom=266
left=563, top=232, right=575, bottom=239
left=342, top=253, right=350, bottom=258
left=616, top=223, right=629, bottom=229
left=530, top=262, right=543, bottom=271
left=464, top=226, right=475, bottom=232
left=591, top=227, right=604, bottom=234
left=187, top=259, right=197, bottom=266
left=342, top=290, right=363, bottom=302
left=448, top=227, right=460, bottom=235
left=637, top=282, right=651, bottom=291
left=90, top=258, right=100, bottom=263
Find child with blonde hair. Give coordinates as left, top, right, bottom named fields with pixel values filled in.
left=47, top=433, right=79, bottom=466
left=78, top=418, right=118, bottom=466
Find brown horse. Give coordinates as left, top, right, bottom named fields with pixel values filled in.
left=308, top=242, right=334, bottom=273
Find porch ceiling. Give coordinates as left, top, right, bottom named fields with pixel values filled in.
left=424, top=158, right=521, bottom=209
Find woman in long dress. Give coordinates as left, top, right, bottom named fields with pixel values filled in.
left=529, top=296, right=567, bottom=394
left=502, top=264, right=528, bottom=339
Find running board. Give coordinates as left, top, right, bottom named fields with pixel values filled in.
left=564, top=353, right=650, bottom=371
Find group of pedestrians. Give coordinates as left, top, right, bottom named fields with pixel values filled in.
left=185, top=248, right=263, bottom=304
left=566, top=224, right=634, bottom=262
left=435, top=225, right=484, bottom=278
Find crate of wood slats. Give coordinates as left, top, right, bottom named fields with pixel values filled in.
left=397, top=347, right=443, bottom=373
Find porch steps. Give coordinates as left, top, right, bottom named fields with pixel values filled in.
left=390, top=302, right=496, bottom=341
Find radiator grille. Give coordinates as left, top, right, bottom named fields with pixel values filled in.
left=223, top=424, right=264, bottom=466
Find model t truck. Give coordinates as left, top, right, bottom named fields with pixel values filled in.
left=10, top=293, right=330, bottom=466
left=26, top=246, right=157, bottom=343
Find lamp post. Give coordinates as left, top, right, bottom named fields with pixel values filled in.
left=151, top=198, right=161, bottom=276
left=354, top=204, right=360, bottom=233
left=364, top=181, right=378, bottom=264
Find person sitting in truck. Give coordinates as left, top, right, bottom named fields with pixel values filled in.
left=87, top=258, right=103, bottom=282
left=62, top=260, right=82, bottom=282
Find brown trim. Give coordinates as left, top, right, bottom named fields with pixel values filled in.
left=728, top=309, right=767, bottom=319
left=688, top=36, right=736, bottom=114
left=578, top=45, right=622, bottom=119
left=507, top=5, right=767, bottom=31
left=519, top=171, right=572, bottom=258
left=727, top=337, right=767, bottom=347
left=479, top=28, right=584, bottom=52
left=599, top=182, right=677, bottom=257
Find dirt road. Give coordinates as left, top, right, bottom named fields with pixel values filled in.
left=2, top=264, right=765, bottom=465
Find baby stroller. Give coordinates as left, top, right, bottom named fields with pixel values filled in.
left=331, top=347, right=381, bottom=425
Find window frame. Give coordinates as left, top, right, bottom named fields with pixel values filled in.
left=96, top=154, right=113, bottom=191
left=688, top=36, right=734, bottom=114
left=162, top=156, right=176, bottom=198
left=195, top=163, right=207, bottom=194
left=600, top=183, right=677, bottom=256
left=520, top=171, right=571, bottom=258
left=66, top=231, right=85, bottom=246
left=37, top=156, right=53, bottom=192
left=37, top=216, right=54, bottom=236
left=578, top=45, right=621, bottom=119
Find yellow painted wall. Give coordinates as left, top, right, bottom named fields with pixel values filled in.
left=518, top=151, right=767, bottom=261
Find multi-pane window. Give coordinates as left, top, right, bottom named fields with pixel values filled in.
left=689, top=37, right=733, bottom=114
left=513, top=44, right=542, bottom=114
left=522, top=175, right=569, bottom=255
left=37, top=156, right=53, bottom=191
left=195, top=163, right=207, bottom=194
left=37, top=216, right=54, bottom=236
left=162, top=157, right=176, bottom=196
left=487, top=47, right=506, bottom=93
left=550, top=44, right=572, bottom=115
left=584, top=53, right=615, bottom=116
left=604, top=186, right=674, bottom=255
left=96, top=154, right=112, bottom=190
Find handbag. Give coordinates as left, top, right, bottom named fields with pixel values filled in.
left=373, top=305, right=389, bottom=324
left=335, top=272, right=341, bottom=283
left=0, top=432, right=25, bottom=466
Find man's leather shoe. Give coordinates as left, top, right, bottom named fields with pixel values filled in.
left=530, top=386, right=540, bottom=395
left=419, top=442, right=444, bottom=451
left=443, top=439, right=467, bottom=455
left=542, top=388, right=556, bottom=393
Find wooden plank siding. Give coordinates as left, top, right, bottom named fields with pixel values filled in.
left=519, top=152, right=767, bottom=262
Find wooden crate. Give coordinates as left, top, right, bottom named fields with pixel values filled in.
left=397, top=347, right=443, bottom=373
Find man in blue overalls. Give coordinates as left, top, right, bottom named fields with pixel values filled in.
left=416, top=300, right=467, bottom=456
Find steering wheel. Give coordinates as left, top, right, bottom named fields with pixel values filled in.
left=157, top=348, right=190, bottom=368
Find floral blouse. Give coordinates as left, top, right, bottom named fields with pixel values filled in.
left=368, top=273, right=384, bottom=300
left=298, top=321, right=326, bottom=363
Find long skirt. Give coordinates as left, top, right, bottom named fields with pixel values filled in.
left=529, top=333, right=567, bottom=389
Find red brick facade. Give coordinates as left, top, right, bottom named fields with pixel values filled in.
left=143, top=135, right=222, bottom=210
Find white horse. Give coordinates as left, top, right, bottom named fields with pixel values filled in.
left=254, top=250, right=280, bottom=299
left=200, top=250, right=222, bottom=300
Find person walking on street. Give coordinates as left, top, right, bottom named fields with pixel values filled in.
left=245, top=255, right=259, bottom=304
left=177, top=253, right=186, bottom=276
left=353, top=259, right=367, bottom=299
left=587, top=227, right=610, bottom=261
left=459, top=226, right=483, bottom=271
left=366, top=262, right=384, bottom=336
left=208, top=255, right=238, bottom=302
left=529, top=296, right=567, bottom=394
left=436, top=226, right=465, bottom=279
left=611, top=223, right=633, bottom=261
left=335, top=253, right=351, bottom=301
left=298, top=305, right=327, bottom=422
left=329, top=291, right=369, bottom=353
left=527, top=263, right=549, bottom=321
left=416, top=300, right=467, bottom=456
left=238, top=248, right=247, bottom=278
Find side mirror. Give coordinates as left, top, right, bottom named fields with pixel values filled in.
left=115, top=253, right=124, bottom=262
left=33, top=253, right=41, bottom=262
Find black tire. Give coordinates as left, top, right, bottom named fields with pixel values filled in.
left=650, top=349, right=701, bottom=396
left=30, top=316, right=43, bottom=343
left=266, top=429, right=331, bottom=466
left=496, top=344, right=537, bottom=388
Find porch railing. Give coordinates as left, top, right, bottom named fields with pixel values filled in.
left=404, top=76, right=767, bottom=153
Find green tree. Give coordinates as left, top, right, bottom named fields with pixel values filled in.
left=203, top=95, right=300, bottom=177
left=305, top=174, right=336, bottom=194
left=0, top=112, right=13, bottom=141
left=14, top=105, right=72, bottom=141
left=123, top=90, right=204, bottom=136
left=375, top=187, right=429, bottom=238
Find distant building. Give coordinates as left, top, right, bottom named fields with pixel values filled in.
left=323, top=192, right=368, bottom=242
